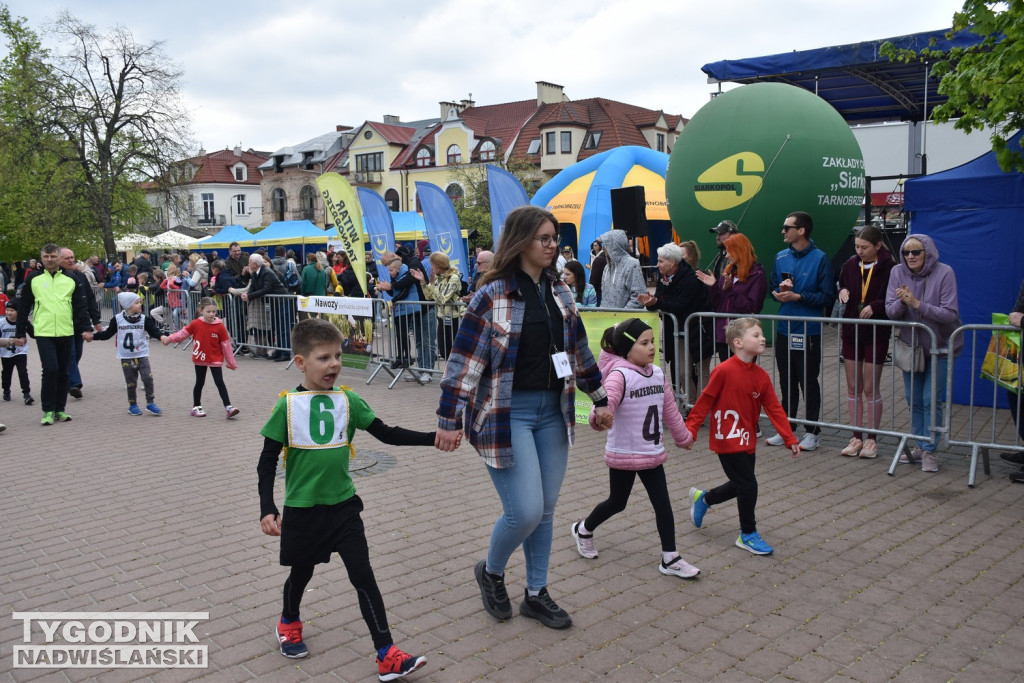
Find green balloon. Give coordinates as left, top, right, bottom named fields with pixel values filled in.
left=666, top=82, right=864, bottom=311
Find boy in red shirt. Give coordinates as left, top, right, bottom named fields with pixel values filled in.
left=685, top=317, right=800, bottom=555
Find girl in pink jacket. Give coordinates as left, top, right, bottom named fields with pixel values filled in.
left=571, top=318, right=699, bottom=579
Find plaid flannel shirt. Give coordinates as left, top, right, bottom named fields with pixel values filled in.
left=437, top=271, right=607, bottom=469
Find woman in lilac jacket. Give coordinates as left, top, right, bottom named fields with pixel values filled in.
left=696, top=233, right=768, bottom=362
left=885, top=233, right=962, bottom=473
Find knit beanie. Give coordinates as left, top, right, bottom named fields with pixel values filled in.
left=612, top=318, right=652, bottom=358
left=117, top=292, right=141, bottom=311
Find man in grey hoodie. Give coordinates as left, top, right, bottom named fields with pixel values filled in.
left=598, top=230, right=645, bottom=309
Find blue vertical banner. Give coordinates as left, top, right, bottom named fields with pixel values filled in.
left=357, top=187, right=396, bottom=285
left=486, top=164, right=530, bottom=249
left=415, top=181, right=469, bottom=279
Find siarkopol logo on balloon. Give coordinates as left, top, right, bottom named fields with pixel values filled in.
left=666, top=82, right=865, bottom=304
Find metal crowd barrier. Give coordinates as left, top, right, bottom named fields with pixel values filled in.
left=945, top=324, right=1024, bottom=487
left=682, top=312, right=942, bottom=473
left=365, top=298, right=465, bottom=389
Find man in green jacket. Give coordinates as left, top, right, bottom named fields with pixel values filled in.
left=15, top=243, right=94, bottom=425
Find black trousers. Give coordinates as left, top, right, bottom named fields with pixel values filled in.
left=193, top=365, right=231, bottom=407
left=1005, top=390, right=1024, bottom=443
left=281, top=500, right=393, bottom=651
left=36, top=336, right=73, bottom=413
left=1, top=355, right=30, bottom=395
left=584, top=465, right=676, bottom=552
left=705, top=452, right=758, bottom=535
left=774, top=333, right=822, bottom=435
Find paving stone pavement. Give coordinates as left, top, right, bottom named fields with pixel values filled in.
left=2, top=341, right=1024, bottom=682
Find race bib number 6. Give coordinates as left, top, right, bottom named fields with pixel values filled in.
left=287, top=391, right=350, bottom=449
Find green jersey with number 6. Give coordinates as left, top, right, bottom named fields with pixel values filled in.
left=260, top=387, right=376, bottom=507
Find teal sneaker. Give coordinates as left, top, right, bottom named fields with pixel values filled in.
left=736, top=531, right=773, bottom=555
left=55, top=411, right=72, bottom=422
left=40, top=411, right=55, bottom=426
left=689, top=488, right=709, bottom=528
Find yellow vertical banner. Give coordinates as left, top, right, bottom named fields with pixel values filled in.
left=316, top=172, right=367, bottom=293
left=575, top=309, right=662, bottom=423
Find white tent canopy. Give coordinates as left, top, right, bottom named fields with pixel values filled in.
left=115, top=230, right=196, bottom=252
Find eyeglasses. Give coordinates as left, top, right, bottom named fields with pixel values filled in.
left=901, top=249, right=924, bottom=257
left=533, top=235, right=559, bottom=247
left=781, top=224, right=799, bottom=232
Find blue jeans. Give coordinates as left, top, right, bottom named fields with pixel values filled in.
left=420, top=313, right=437, bottom=369
left=486, top=389, right=568, bottom=591
left=902, top=356, right=948, bottom=452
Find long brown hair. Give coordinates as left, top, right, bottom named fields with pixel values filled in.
left=481, top=206, right=559, bottom=286
left=722, top=233, right=757, bottom=288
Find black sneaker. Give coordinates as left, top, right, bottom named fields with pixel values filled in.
left=69, top=386, right=83, bottom=399
left=24, top=394, right=34, bottom=406
left=2, top=391, right=10, bottom=401
left=1011, top=468, right=1024, bottom=484
left=1000, top=451, right=1024, bottom=466
left=474, top=560, right=512, bottom=620
left=519, top=587, right=572, bottom=629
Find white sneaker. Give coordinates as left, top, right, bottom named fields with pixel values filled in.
left=765, top=433, right=784, bottom=446
left=420, top=372, right=433, bottom=383
left=799, top=433, right=820, bottom=451
left=659, top=555, right=700, bottom=579
left=921, top=452, right=940, bottom=472
left=571, top=522, right=597, bottom=559
left=841, top=437, right=862, bottom=457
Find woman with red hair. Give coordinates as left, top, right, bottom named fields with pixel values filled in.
left=696, top=233, right=768, bottom=362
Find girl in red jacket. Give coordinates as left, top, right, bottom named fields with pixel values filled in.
left=163, top=297, right=239, bottom=418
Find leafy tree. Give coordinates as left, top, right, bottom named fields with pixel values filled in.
left=0, top=7, right=194, bottom=259
left=882, top=0, right=1024, bottom=172
left=447, top=155, right=541, bottom=249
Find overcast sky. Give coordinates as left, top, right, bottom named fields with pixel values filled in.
left=3, top=0, right=966, bottom=153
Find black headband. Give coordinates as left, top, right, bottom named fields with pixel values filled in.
left=613, top=318, right=652, bottom=358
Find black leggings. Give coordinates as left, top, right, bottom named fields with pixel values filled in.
left=282, top=554, right=392, bottom=650
left=704, top=452, right=758, bottom=535
left=583, top=465, right=676, bottom=552
left=193, top=365, right=231, bottom=407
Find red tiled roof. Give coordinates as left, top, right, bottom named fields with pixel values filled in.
left=392, top=99, right=541, bottom=169
left=369, top=122, right=417, bottom=144
left=510, top=98, right=685, bottom=161
left=187, top=148, right=269, bottom=184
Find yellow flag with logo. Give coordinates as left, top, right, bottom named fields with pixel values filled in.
left=316, top=172, right=367, bottom=295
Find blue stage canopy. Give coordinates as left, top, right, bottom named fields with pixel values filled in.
left=701, top=28, right=989, bottom=124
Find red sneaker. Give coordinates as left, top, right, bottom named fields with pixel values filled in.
left=377, top=645, right=426, bottom=681
left=275, top=617, right=308, bottom=658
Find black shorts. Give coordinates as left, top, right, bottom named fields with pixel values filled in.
left=280, top=495, right=366, bottom=566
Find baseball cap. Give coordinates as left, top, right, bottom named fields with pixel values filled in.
left=709, top=220, right=738, bottom=235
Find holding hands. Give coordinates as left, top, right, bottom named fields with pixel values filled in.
left=435, top=428, right=462, bottom=451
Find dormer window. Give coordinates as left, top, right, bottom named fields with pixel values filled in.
left=416, top=148, right=433, bottom=167
left=479, top=140, right=496, bottom=161
left=526, top=139, right=541, bottom=155
left=447, top=144, right=462, bottom=165
left=233, top=164, right=247, bottom=182
left=584, top=131, right=603, bottom=150
left=302, top=152, right=315, bottom=170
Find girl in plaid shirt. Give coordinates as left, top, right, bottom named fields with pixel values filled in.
left=436, top=206, right=610, bottom=630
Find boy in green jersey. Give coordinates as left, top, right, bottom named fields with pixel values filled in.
left=258, top=317, right=446, bottom=681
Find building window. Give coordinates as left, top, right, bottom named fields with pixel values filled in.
left=153, top=206, right=163, bottom=224
left=299, top=185, right=317, bottom=221
left=657, top=133, right=665, bottom=152
left=356, top=152, right=383, bottom=172
left=527, top=139, right=541, bottom=155
left=545, top=132, right=556, bottom=155
left=235, top=194, right=247, bottom=216
left=447, top=144, right=462, bottom=165
left=234, top=165, right=247, bottom=182
left=446, top=183, right=464, bottom=204
left=201, top=193, right=215, bottom=223
left=479, top=140, right=496, bottom=161
left=416, top=148, right=432, bottom=167
left=272, top=188, right=287, bottom=222
left=560, top=131, right=572, bottom=154
left=384, top=189, right=400, bottom=212
left=584, top=131, right=603, bottom=149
